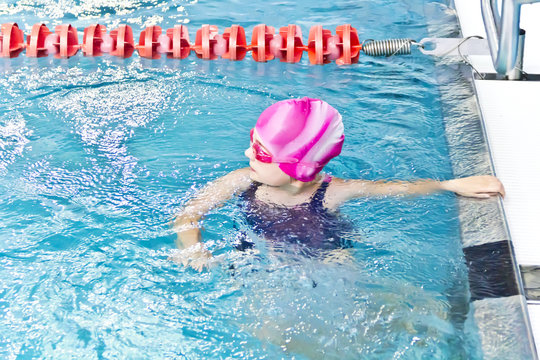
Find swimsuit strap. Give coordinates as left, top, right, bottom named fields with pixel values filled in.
left=242, top=181, right=261, bottom=201
left=309, top=175, right=332, bottom=209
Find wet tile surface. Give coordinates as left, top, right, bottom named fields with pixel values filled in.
left=470, top=295, right=535, bottom=359
left=521, top=266, right=540, bottom=301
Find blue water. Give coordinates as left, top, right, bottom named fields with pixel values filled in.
left=0, top=0, right=478, bottom=358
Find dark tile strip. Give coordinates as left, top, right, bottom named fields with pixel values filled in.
left=464, top=240, right=520, bottom=301
left=474, top=73, right=540, bottom=81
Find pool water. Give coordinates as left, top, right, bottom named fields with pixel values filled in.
left=0, top=0, right=479, bottom=358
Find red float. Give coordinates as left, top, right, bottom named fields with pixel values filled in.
left=82, top=24, right=107, bottom=56
left=222, top=25, right=247, bottom=61
left=335, top=24, right=361, bottom=65
left=307, top=25, right=334, bottom=65
left=166, top=25, right=190, bottom=59
left=26, top=24, right=52, bottom=57
left=137, top=25, right=162, bottom=59
left=54, top=24, right=80, bottom=58
left=250, top=24, right=275, bottom=62
left=193, top=25, right=219, bottom=60
left=110, top=25, right=135, bottom=58
left=0, top=23, right=25, bottom=58
left=277, top=24, right=304, bottom=63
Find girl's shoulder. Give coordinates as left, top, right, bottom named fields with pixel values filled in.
left=323, top=176, right=363, bottom=209
left=324, top=175, right=347, bottom=191
left=226, top=167, right=251, bottom=178
left=222, top=167, right=254, bottom=192
left=201, top=168, right=253, bottom=198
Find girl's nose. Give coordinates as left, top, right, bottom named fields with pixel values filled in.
left=244, top=147, right=254, bottom=159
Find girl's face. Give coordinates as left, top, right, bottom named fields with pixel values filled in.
left=244, top=129, right=291, bottom=186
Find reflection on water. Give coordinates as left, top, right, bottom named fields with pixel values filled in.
left=228, top=248, right=462, bottom=359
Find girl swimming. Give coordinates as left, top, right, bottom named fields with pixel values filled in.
left=172, top=97, right=504, bottom=270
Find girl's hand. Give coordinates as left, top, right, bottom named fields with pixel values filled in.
left=169, top=243, right=214, bottom=272
left=443, top=175, right=505, bottom=198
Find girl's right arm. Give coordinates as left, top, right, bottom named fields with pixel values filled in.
left=325, top=175, right=505, bottom=209
left=171, top=168, right=252, bottom=269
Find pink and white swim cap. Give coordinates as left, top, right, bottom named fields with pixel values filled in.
left=255, top=97, right=344, bottom=182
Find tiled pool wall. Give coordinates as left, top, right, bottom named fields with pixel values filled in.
left=426, top=2, right=537, bottom=358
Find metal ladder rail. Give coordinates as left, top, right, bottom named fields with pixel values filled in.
left=481, top=0, right=540, bottom=79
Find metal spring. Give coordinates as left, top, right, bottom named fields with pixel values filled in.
left=362, top=39, right=413, bottom=57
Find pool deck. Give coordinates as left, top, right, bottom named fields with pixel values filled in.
left=453, top=0, right=540, bottom=356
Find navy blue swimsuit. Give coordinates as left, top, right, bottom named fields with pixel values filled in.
left=238, top=177, right=353, bottom=252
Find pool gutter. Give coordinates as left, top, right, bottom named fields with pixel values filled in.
left=428, top=1, right=540, bottom=358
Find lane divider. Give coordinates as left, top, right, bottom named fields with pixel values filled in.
left=0, top=22, right=364, bottom=64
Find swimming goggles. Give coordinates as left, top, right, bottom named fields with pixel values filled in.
left=250, top=128, right=323, bottom=167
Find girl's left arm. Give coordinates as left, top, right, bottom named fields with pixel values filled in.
left=325, top=175, right=505, bottom=208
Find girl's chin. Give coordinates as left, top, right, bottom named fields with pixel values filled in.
left=249, top=172, right=264, bottom=183
left=249, top=169, right=290, bottom=187
left=249, top=172, right=269, bottom=185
